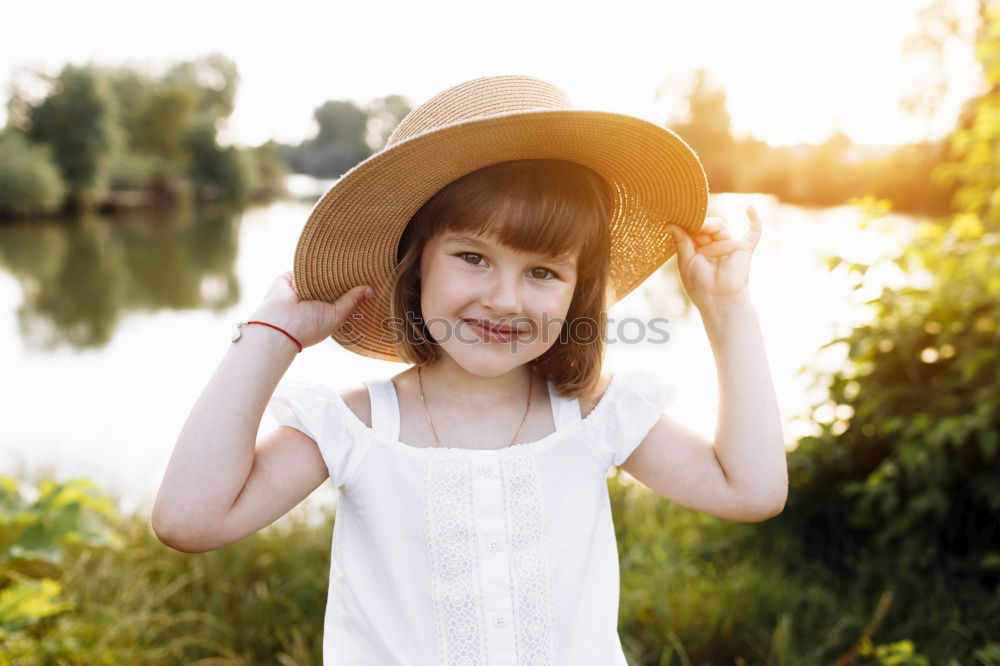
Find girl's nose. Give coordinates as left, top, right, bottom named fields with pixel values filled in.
left=482, top=270, right=522, bottom=315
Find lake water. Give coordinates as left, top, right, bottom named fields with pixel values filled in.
left=0, top=186, right=921, bottom=520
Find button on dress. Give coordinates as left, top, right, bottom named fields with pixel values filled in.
left=267, top=370, right=676, bottom=665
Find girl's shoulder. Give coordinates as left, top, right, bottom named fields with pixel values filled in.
left=336, top=371, right=411, bottom=429
left=577, top=372, right=614, bottom=420
left=338, top=383, right=373, bottom=428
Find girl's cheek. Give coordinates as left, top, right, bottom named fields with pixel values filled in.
left=426, top=318, right=450, bottom=342
left=544, top=317, right=567, bottom=346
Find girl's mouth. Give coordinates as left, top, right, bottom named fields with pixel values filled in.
left=463, top=319, right=523, bottom=344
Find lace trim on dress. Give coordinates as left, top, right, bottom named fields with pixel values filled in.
left=502, top=454, right=558, bottom=664
left=425, top=456, right=490, bottom=664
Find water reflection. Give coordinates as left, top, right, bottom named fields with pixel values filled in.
left=0, top=205, right=241, bottom=350
left=0, top=191, right=919, bottom=520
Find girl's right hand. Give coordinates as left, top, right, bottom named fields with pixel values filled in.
left=250, top=271, right=374, bottom=349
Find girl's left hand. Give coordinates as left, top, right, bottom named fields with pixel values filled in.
left=665, top=205, right=762, bottom=310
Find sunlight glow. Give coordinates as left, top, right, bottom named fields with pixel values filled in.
left=2, top=0, right=985, bottom=147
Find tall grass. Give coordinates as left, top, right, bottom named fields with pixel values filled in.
left=608, top=472, right=999, bottom=665
left=3, top=472, right=998, bottom=664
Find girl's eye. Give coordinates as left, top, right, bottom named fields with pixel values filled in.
left=530, top=267, right=557, bottom=280
left=458, top=252, right=485, bottom=266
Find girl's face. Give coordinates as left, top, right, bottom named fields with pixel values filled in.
left=418, top=229, right=579, bottom=377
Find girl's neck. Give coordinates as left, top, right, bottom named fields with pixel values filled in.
left=414, top=358, right=535, bottom=412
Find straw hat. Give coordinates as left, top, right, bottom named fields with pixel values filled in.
left=292, top=74, right=708, bottom=362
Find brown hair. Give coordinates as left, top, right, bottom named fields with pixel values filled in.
left=390, top=159, right=612, bottom=400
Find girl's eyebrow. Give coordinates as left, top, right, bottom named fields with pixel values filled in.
left=442, top=233, right=577, bottom=269
left=442, top=233, right=491, bottom=249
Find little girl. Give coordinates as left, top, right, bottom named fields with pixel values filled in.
left=153, top=75, right=787, bottom=665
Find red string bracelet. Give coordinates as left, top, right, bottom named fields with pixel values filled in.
left=231, top=320, right=303, bottom=353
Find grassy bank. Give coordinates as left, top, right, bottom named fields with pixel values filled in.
left=3, top=473, right=998, bottom=665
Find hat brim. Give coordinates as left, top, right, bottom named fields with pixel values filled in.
left=293, top=108, right=708, bottom=361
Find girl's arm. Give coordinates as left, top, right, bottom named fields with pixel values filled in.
left=618, top=207, right=788, bottom=521
left=699, top=291, right=787, bottom=511
left=151, top=272, right=372, bottom=550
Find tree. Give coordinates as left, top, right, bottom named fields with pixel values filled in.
left=667, top=70, right=738, bottom=192
left=183, top=113, right=253, bottom=202
left=933, top=1, right=1000, bottom=230
left=27, top=65, right=118, bottom=210
left=366, top=94, right=412, bottom=150
left=281, top=99, right=373, bottom=178
left=108, top=67, right=197, bottom=160
left=163, top=52, right=239, bottom=121
left=900, top=0, right=989, bottom=137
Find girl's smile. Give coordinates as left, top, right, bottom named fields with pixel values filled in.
left=463, top=318, right=526, bottom=343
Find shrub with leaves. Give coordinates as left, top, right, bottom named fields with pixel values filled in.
left=0, top=476, right=124, bottom=650
left=772, top=4, right=1000, bottom=578
left=0, top=131, right=66, bottom=217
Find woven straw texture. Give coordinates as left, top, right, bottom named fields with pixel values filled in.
left=293, top=75, right=709, bottom=362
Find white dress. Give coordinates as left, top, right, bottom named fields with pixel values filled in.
left=267, top=370, right=676, bottom=666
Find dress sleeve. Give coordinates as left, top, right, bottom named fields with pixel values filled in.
left=582, top=370, right=678, bottom=468
left=267, top=381, right=367, bottom=488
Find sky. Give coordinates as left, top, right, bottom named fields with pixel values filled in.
left=1, top=0, right=985, bottom=148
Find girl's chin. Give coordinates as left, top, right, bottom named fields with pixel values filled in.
left=438, top=344, right=539, bottom=375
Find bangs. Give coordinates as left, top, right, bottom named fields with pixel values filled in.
left=409, top=160, right=611, bottom=264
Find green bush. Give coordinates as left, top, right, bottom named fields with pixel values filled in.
left=0, top=475, right=124, bottom=655
left=773, top=217, right=1000, bottom=574
left=0, top=131, right=66, bottom=217
left=608, top=472, right=997, bottom=665
left=769, top=4, right=1000, bottom=578
left=0, top=473, right=329, bottom=664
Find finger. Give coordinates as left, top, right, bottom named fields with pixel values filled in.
left=694, top=229, right=731, bottom=246
left=696, top=239, right=746, bottom=257
left=700, top=217, right=732, bottom=240
left=281, top=271, right=301, bottom=298
left=665, top=224, right=697, bottom=263
left=744, top=205, right=763, bottom=249
left=330, top=285, right=375, bottom=324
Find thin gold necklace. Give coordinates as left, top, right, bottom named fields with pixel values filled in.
left=417, top=365, right=532, bottom=449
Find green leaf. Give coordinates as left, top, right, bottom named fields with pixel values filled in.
left=0, top=578, right=70, bottom=631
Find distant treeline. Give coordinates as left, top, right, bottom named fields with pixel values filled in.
left=0, top=54, right=287, bottom=219
left=278, top=70, right=957, bottom=217
left=670, top=70, right=956, bottom=216
left=0, top=54, right=961, bottom=221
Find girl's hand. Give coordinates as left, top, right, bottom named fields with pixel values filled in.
left=250, top=271, right=374, bottom=349
left=665, top=205, right=763, bottom=310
